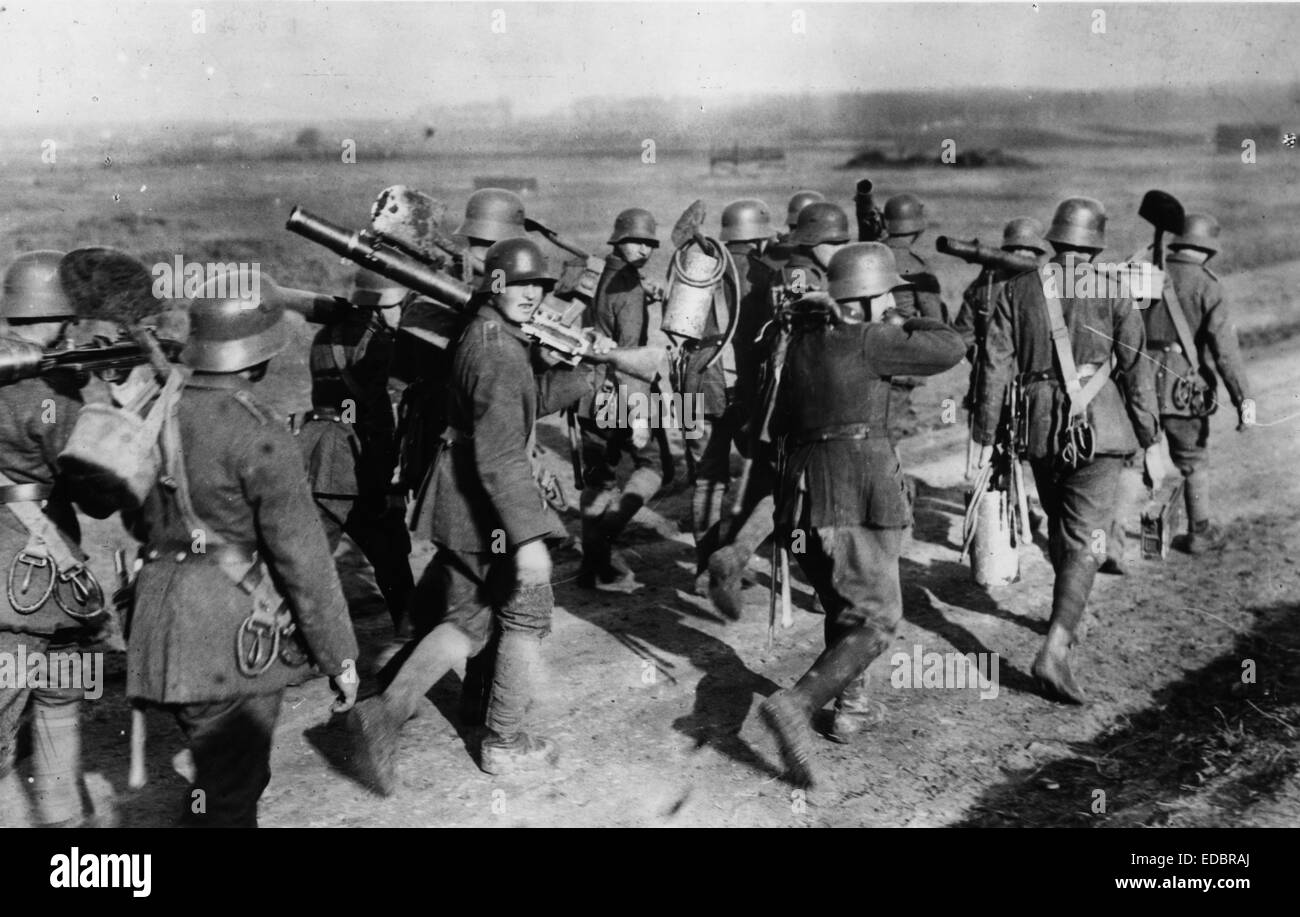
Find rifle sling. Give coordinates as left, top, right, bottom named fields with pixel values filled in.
left=1159, top=278, right=1202, bottom=374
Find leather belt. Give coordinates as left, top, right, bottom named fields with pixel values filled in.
left=1148, top=342, right=1183, bottom=355
left=0, top=483, right=52, bottom=504
left=142, top=541, right=257, bottom=565
left=791, top=422, right=882, bottom=444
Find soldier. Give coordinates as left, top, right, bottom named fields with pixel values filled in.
left=678, top=199, right=776, bottom=594
left=769, top=187, right=821, bottom=256
left=350, top=239, right=609, bottom=792
left=759, top=243, right=965, bottom=785
left=883, top=193, right=947, bottom=322
left=296, top=268, right=413, bottom=636
left=0, top=252, right=103, bottom=827
left=395, top=188, right=528, bottom=496
left=953, top=217, right=1048, bottom=411
left=1105, top=212, right=1252, bottom=567
left=883, top=193, right=949, bottom=441
left=125, top=287, right=359, bottom=827
left=707, top=202, right=850, bottom=617
left=974, top=197, right=1161, bottom=704
left=578, top=208, right=668, bottom=592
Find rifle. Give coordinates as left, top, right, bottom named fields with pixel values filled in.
left=0, top=336, right=182, bottom=386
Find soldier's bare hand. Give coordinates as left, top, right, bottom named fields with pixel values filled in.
left=975, top=443, right=994, bottom=469
left=330, top=659, right=359, bottom=713
left=630, top=419, right=651, bottom=449
left=586, top=330, right=617, bottom=357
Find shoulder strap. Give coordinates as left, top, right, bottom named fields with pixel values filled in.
left=160, top=386, right=230, bottom=548
left=0, top=468, right=83, bottom=571
left=1159, top=277, right=1202, bottom=373
left=328, top=321, right=373, bottom=402
left=1038, top=267, right=1111, bottom=417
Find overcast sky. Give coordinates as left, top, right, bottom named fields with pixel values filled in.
left=2, top=1, right=1297, bottom=125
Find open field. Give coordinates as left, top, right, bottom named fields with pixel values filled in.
left=2, top=130, right=1299, bottom=826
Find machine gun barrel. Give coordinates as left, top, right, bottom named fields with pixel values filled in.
left=935, top=236, right=1039, bottom=274
left=0, top=337, right=180, bottom=385
left=285, top=207, right=473, bottom=311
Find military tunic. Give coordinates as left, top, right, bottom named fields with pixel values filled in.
left=126, top=373, right=358, bottom=826
left=773, top=314, right=963, bottom=645
left=297, top=308, right=413, bottom=623
left=0, top=371, right=92, bottom=826
left=410, top=306, right=592, bottom=651
left=975, top=256, right=1160, bottom=639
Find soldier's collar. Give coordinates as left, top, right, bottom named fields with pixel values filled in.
left=476, top=305, right=532, bottom=343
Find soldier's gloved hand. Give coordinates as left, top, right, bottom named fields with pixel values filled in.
left=975, top=442, right=994, bottom=469
left=515, top=539, right=552, bottom=587
left=330, top=659, right=359, bottom=714
left=1237, top=398, right=1255, bottom=432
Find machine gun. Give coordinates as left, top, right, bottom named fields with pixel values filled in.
left=286, top=206, right=474, bottom=313
left=935, top=236, right=1040, bottom=274
left=0, top=336, right=182, bottom=386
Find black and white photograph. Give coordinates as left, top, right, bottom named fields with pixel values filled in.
left=0, top=0, right=1295, bottom=851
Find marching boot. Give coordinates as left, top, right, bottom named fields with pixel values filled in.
left=578, top=484, right=630, bottom=591
left=829, top=671, right=882, bottom=744
left=707, top=544, right=748, bottom=620
left=30, top=696, right=85, bottom=827
left=760, top=628, right=888, bottom=786
left=1181, top=469, right=1223, bottom=555
left=709, top=495, right=776, bottom=619
left=586, top=468, right=659, bottom=593
left=1031, top=562, right=1093, bottom=705
left=1101, top=465, right=1143, bottom=575
left=480, top=587, right=558, bottom=777
left=692, top=479, right=728, bottom=595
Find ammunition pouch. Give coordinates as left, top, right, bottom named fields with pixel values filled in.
left=1019, top=366, right=1102, bottom=469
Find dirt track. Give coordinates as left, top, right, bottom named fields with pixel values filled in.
left=35, top=324, right=1291, bottom=829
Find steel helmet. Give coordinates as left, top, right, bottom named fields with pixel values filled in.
left=181, top=277, right=287, bottom=372
left=884, top=194, right=927, bottom=235
left=1172, top=212, right=1221, bottom=255
left=478, top=238, right=555, bottom=293
left=719, top=199, right=775, bottom=243
left=455, top=188, right=527, bottom=243
left=1044, top=197, right=1106, bottom=250
left=608, top=208, right=659, bottom=247
left=1, top=251, right=75, bottom=321
left=828, top=242, right=908, bottom=302
left=789, top=202, right=852, bottom=246
left=785, top=190, right=825, bottom=228
left=1001, top=217, right=1047, bottom=254
left=350, top=268, right=407, bottom=308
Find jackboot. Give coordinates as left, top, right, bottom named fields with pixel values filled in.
left=30, top=695, right=84, bottom=827
left=579, top=484, right=641, bottom=591
left=760, top=628, right=889, bottom=786
left=1181, top=470, right=1223, bottom=554
left=692, top=479, right=728, bottom=594
left=829, top=671, right=883, bottom=744
left=1102, top=465, right=1144, bottom=575
left=1031, top=561, right=1094, bottom=704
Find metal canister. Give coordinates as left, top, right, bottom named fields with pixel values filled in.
left=662, top=244, right=721, bottom=341
left=972, top=489, right=1020, bottom=587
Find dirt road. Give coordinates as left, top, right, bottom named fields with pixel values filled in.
left=33, top=327, right=1300, bottom=828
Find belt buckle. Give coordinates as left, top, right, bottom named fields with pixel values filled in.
left=7, top=550, right=55, bottom=614
left=54, top=562, right=105, bottom=621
